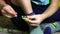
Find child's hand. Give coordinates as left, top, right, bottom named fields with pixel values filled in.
left=24, top=14, right=45, bottom=26
left=1, top=5, right=17, bottom=18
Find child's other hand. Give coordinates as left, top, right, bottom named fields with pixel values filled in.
left=1, top=5, right=17, bottom=18
left=24, top=14, right=45, bottom=26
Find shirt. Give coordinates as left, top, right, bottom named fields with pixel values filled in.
left=31, top=0, right=50, bottom=5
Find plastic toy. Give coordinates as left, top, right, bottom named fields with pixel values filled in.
left=22, top=16, right=29, bottom=20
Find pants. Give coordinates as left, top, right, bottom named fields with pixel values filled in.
left=29, top=21, right=60, bottom=34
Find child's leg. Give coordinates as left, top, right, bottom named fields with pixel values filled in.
left=29, top=25, right=43, bottom=34
left=40, top=21, right=60, bottom=34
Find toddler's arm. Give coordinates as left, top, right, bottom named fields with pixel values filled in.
left=41, top=0, right=58, bottom=19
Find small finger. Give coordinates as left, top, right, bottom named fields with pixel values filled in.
left=3, top=6, right=17, bottom=17
left=4, top=15, right=13, bottom=18
left=3, top=9, right=17, bottom=17
left=29, top=24, right=39, bottom=26
left=1, top=10, right=15, bottom=18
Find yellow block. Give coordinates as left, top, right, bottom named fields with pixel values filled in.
left=59, top=0, right=60, bottom=7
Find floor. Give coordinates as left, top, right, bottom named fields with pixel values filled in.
left=0, top=27, right=60, bottom=34
left=0, top=27, right=28, bottom=34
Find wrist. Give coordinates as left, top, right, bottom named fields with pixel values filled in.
left=40, top=14, right=48, bottom=20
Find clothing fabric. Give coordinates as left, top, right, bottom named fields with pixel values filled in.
left=31, top=0, right=50, bottom=5
left=30, top=25, right=43, bottom=34
left=30, top=21, right=60, bottom=34
left=42, top=21, right=60, bottom=34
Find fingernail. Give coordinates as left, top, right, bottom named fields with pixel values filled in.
left=15, top=15, right=17, bottom=17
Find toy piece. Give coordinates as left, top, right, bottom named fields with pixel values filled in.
left=22, top=16, right=29, bottom=20
left=22, top=12, right=35, bottom=20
